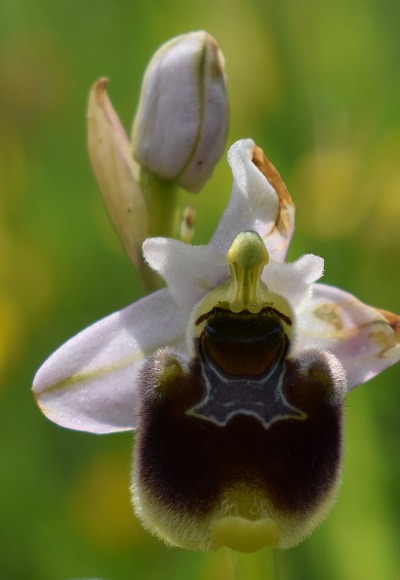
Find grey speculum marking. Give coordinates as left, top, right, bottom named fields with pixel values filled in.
left=187, top=308, right=306, bottom=428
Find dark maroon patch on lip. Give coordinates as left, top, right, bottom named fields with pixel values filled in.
left=135, top=347, right=344, bottom=520
left=202, top=309, right=287, bottom=376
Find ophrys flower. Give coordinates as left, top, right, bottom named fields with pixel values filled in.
left=33, top=139, right=400, bottom=552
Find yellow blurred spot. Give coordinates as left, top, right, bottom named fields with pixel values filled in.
left=364, top=126, right=400, bottom=247
left=69, top=452, right=151, bottom=552
left=213, top=0, right=282, bottom=123
left=0, top=227, right=54, bottom=324
left=200, top=548, right=235, bottom=580
left=0, top=30, right=71, bottom=125
left=292, top=147, right=371, bottom=238
left=0, top=293, right=24, bottom=388
left=0, top=120, right=26, bottom=211
left=0, top=122, right=53, bottom=327
left=211, top=516, right=279, bottom=552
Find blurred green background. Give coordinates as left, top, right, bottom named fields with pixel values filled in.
left=1, top=0, right=400, bottom=578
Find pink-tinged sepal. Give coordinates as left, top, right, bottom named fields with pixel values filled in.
left=32, top=289, right=187, bottom=434
left=87, top=78, right=149, bottom=270
left=297, top=284, right=400, bottom=390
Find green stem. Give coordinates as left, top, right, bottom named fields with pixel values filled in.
left=139, top=167, right=180, bottom=239
left=230, top=549, right=278, bottom=580
left=136, top=167, right=181, bottom=294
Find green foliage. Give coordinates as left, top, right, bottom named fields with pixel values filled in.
left=1, top=0, right=400, bottom=578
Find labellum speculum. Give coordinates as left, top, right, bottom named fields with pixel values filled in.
left=133, top=231, right=346, bottom=552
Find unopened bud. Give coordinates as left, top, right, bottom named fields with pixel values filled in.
left=132, top=31, right=229, bottom=193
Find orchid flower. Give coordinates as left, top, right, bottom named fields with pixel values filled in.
left=33, top=139, right=400, bottom=553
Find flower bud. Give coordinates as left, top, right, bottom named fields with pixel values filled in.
left=132, top=31, right=229, bottom=193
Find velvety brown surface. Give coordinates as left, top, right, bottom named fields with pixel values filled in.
left=136, top=339, right=343, bottom=519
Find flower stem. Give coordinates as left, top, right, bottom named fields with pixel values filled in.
left=139, top=167, right=180, bottom=239
left=230, top=549, right=278, bottom=580
left=136, top=167, right=181, bottom=294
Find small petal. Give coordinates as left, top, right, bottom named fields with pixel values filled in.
left=33, top=289, right=186, bottom=433
left=143, top=237, right=228, bottom=309
left=87, top=78, right=149, bottom=269
left=210, top=140, right=295, bottom=261
left=263, top=253, right=324, bottom=311
left=296, top=284, right=400, bottom=389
